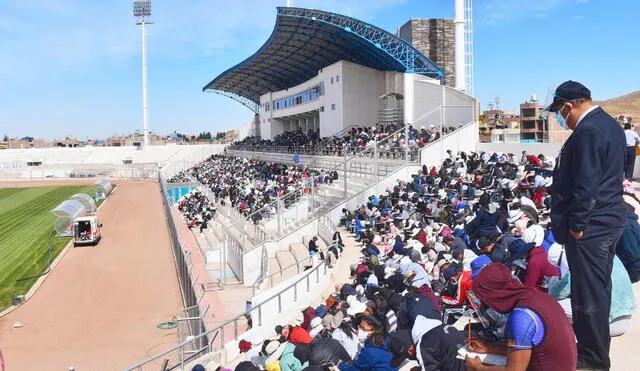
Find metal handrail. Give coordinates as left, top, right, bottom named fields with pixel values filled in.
left=252, top=241, right=339, bottom=293
left=126, top=254, right=332, bottom=370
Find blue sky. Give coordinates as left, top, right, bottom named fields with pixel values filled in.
left=0, top=0, right=637, bottom=140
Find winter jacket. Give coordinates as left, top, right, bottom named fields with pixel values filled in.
left=332, top=328, right=360, bottom=360
left=441, top=270, right=473, bottom=307
left=397, top=294, right=441, bottom=330
left=616, top=211, right=640, bottom=282
left=280, top=342, right=307, bottom=371
left=475, top=209, right=499, bottom=235
left=289, top=326, right=312, bottom=344
left=523, top=246, right=560, bottom=292
left=337, top=336, right=397, bottom=371
left=308, top=338, right=352, bottom=367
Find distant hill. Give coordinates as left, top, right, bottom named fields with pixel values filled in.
left=595, top=91, right=640, bottom=123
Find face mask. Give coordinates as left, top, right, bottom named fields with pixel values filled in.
left=555, top=105, right=570, bottom=130
left=357, top=328, right=371, bottom=341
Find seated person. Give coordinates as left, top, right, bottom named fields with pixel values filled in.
left=465, top=264, right=576, bottom=371
left=548, top=255, right=636, bottom=337
left=509, top=239, right=560, bottom=292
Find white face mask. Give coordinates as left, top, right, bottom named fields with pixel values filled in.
left=357, top=329, right=370, bottom=341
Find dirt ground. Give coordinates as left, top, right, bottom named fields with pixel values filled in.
left=0, top=180, right=182, bottom=370
left=0, top=178, right=110, bottom=189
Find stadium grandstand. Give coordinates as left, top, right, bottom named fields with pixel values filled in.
left=2, top=4, right=638, bottom=371
left=204, top=7, right=476, bottom=141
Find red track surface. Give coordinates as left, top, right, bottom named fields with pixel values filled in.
left=0, top=180, right=182, bottom=370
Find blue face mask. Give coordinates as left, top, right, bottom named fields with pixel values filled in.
left=555, top=105, right=570, bottom=130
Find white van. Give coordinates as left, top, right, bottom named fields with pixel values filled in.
left=73, top=216, right=102, bottom=246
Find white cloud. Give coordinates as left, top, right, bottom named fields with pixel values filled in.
left=0, top=0, right=407, bottom=82
left=572, top=15, right=584, bottom=20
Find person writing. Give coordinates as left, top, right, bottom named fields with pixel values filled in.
left=464, top=264, right=576, bottom=371
left=546, top=81, right=627, bottom=370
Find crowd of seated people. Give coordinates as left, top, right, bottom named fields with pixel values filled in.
left=218, top=149, right=639, bottom=371
left=167, top=172, right=191, bottom=183
left=231, top=129, right=322, bottom=153
left=170, top=154, right=337, bottom=224
left=228, top=123, right=465, bottom=158
left=177, top=189, right=216, bottom=233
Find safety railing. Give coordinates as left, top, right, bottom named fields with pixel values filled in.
left=126, top=251, right=333, bottom=371
left=252, top=240, right=339, bottom=295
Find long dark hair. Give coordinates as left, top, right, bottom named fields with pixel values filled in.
left=359, top=314, right=387, bottom=347
left=338, top=317, right=355, bottom=339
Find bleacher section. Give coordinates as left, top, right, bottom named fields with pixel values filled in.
left=0, top=144, right=226, bottom=180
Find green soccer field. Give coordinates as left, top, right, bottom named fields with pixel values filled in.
left=0, top=185, right=101, bottom=311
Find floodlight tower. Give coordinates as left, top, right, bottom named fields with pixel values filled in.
left=133, top=0, right=153, bottom=148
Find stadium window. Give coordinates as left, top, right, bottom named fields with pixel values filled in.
left=320, top=106, right=324, bottom=112
left=331, top=104, right=336, bottom=110
left=319, top=82, right=325, bottom=95
left=336, top=75, right=340, bottom=82
left=330, top=77, right=334, bottom=84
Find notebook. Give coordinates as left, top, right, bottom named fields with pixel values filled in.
left=456, top=345, right=507, bottom=366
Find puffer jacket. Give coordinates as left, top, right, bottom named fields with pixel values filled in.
left=337, top=336, right=397, bottom=371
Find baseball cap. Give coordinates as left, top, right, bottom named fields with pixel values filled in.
left=470, top=255, right=492, bottom=279
left=443, top=265, right=461, bottom=281
left=543, top=80, right=591, bottom=113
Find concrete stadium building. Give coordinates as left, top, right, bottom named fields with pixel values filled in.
left=203, top=7, right=477, bottom=140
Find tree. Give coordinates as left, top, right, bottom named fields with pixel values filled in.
left=2, top=135, right=8, bottom=142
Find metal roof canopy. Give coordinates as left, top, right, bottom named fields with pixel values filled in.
left=203, top=7, right=444, bottom=113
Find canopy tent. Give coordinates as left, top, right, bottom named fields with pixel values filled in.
left=51, top=199, right=86, bottom=237
left=94, top=179, right=113, bottom=199
left=70, top=193, right=97, bottom=215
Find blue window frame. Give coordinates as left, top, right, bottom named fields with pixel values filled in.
left=271, top=85, right=322, bottom=111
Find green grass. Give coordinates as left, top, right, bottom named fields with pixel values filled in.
left=0, top=185, right=100, bottom=310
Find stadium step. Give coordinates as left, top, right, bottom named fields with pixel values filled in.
left=276, top=250, right=298, bottom=280
left=267, top=257, right=282, bottom=287
left=289, top=242, right=310, bottom=272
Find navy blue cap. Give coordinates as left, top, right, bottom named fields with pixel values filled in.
left=443, top=265, right=461, bottom=281
left=545, top=80, right=592, bottom=112
left=509, top=239, right=537, bottom=261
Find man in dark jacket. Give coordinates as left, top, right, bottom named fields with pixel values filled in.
left=546, top=80, right=627, bottom=370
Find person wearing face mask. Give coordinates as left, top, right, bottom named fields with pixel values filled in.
left=544, top=81, right=627, bottom=370
left=337, top=315, right=397, bottom=371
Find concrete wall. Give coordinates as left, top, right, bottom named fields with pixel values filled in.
left=421, top=122, right=479, bottom=168
left=341, top=61, right=386, bottom=131
left=318, top=62, right=344, bottom=138
left=411, top=75, right=475, bottom=129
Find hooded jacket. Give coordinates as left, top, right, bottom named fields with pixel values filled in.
left=523, top=246, right=560, bottom=292
left=280, top=342, right=307, bottom=371
left=473, top=264, right=576, bottom=371
left=308, top=338, right=352, bottom=367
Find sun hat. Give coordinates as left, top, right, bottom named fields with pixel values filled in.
left=523, top=224, right=545, bottom=246
left=346, top=295, right=367, bottom=316
left=308, top=317, right=324, bottom=337
left=263, top=339, right=286, bottom=364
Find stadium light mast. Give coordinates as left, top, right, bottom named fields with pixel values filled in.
left=133, top=0, right=153, bottom=149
